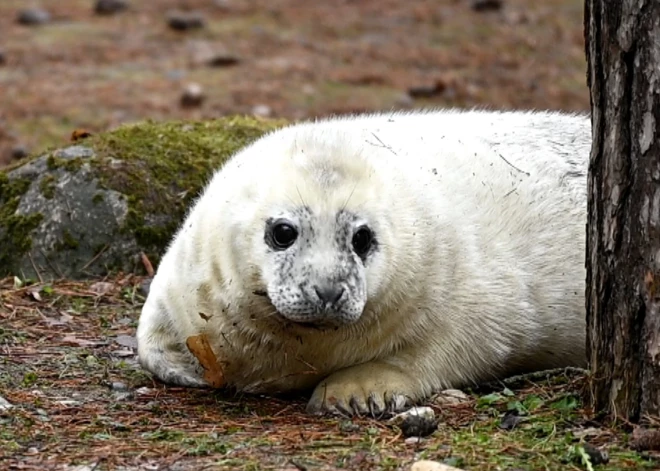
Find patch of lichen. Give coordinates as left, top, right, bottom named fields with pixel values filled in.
left=0, top=174, right=44, bottom=272
left=86, top=116, right=286, bottom=255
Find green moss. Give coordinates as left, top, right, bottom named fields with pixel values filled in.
left=0, top=175, right=43, bottom=272
left=87, top=116, right=285, bottom=255
left=39, top=175, right=57, bottom=199
left=56, top=229, right=80, bottom=251
left=46, top=154, right=84, bottom=172
left=92, top=193, right=104, bottom=204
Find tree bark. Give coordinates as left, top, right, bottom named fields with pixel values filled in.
left=585, top=0, right=660, bottom=421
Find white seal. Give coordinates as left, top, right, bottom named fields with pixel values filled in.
left=136, top=109, right=590, bottom=416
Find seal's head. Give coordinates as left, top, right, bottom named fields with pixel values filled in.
left=216, top=127, right=394, bottom=328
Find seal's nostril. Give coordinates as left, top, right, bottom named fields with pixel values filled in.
left=314, top=285, right=345, bottom=305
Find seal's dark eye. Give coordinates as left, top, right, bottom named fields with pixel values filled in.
left=352, top=226, right=373, bottom=257
left=271, top=222, right=298, bottom=250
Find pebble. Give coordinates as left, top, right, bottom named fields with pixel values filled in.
left=180, top=83, right=205, bottom=108
left=471, top=0, right=503, bottom=12
left=339, top=420, right=360, bottom=433
left=11, top=145, right=29, bottom=160
left=167, top=11, right=205, bottom=31
left=251, top=104, right=272, bottom=118
left=433, top=389, right=469, bottom=406
left=410, top=460, right=465, bottom=471
left=94, top=0, right=129, bottom=15
left=111, top=381, right=128, bottom=391
left=389, top=406, right=437, bottom=438
left=206, top=53, right=240, bottom=68
left=16, top=8, right=51, bottom=26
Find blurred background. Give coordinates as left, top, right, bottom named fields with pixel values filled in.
left=0, top=0, right=588, bottom=167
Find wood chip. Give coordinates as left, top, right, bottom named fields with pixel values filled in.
left=186, top=334, right=225, bottom=388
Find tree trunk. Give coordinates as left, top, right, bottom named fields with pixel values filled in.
left=585, top=0, right=660, bottom=421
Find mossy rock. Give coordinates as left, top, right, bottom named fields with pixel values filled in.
left=0, top=116, right=285, bottom=280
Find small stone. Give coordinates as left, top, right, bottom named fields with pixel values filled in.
left=167, top=11, right=205, bottom=31
left=113, top=391, right=133, bottom=401
left=114, top=335, right=138, bottom=349
left=11, top=145, right=28, bottom=160
left=16, top=8, right=51, bottom=26
left=410, top=460, right=465, bottom=471
left=94, top=0, right=129, bottom=15
left=180, top=83, right=205, bottom=108
left=339, top=420, right=360, bottom=433
left=471, top=0, right=503, bottom=12
left=433, top=389, right=469, bottom=406
left=111, top=381, right=128, bottom=391
left=581, top=443, right=609, bottom=465
left=251, top=104, right=272, bottom=118
left=499, top=409, right=522, bottom=430
left=404, top=436, right=422, bottom=445
left=389, top=406, right=437, bottom=438
left=0, top=395, right=13, bottom=410
left=206, top=54, right=240, bottom=68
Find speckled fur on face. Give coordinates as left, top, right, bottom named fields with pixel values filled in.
left=263, top=207, right=373, bottom=326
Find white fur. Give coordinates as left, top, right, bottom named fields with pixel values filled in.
left=136, top=108, right=590, bottom=416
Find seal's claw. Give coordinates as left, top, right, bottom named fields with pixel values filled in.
left=306, top=361, right=418, bottom=417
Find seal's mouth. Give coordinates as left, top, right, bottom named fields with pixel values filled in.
left=252, top=289, right=359, bottom=329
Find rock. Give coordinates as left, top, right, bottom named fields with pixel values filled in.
left=432, top=389, right=469, bottom=406
left=581, top=443, right=609, bottom=465
left=94, top=0, right=128, bottom=15
left=251, top=104, right=272, bottom=118
left=410, top=460, right=465, bottom=471
left=471, top=0, right=503, bottom=12
left=167, top=11, right=205, bottom=32
left=11, top=145, right=28, bottom=161
left=180, top=83, right=205, bottom=108
left=499, top=409, right=522, bottom=430
left=389, top=406, right=437, bottom=438
left=16, top=8, right=51, bottom=26
left=0, top=117, right=284, bottom=280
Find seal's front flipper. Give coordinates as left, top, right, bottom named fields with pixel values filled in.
left=305, top=360, right=425, bottom=417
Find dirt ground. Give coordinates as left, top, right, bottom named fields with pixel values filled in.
left=4, top=1, right=647, bottom=470
left=0, top=0, right=588, bottom=167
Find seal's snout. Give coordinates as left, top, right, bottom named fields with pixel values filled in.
left=314, top=284, right=345, bottom=307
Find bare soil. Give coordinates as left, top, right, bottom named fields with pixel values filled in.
left=0, top=0, right=588, bottom=167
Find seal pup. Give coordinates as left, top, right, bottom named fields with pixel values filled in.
left=136, top=109, right=590, bottom=416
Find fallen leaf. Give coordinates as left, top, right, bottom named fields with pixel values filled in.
left=186, top=334, right=225, bottom=388
left=140, top=252, right=155, bottom=277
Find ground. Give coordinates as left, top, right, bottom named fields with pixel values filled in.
left=0, top=1, right=640, bottom=470
left=2, top=277, right=658, bottom=470
left=0, top=0, right=588, bottom=167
